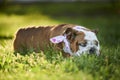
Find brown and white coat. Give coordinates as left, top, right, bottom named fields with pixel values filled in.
left=14, top=24, right=100, bottom=57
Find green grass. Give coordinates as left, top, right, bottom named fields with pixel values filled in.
left=0, top=2, right=120, bottom=80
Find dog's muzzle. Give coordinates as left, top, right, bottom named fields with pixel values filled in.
left=89, top=47, right=96, bottom=54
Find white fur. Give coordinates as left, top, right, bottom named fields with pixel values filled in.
left=73, top=26, right=100, bottom=56
left=50, top=35, right=65, bottom=43
left=50, top=25, right=100, bottom=56
left=50, top=35, right=73, bottom=55
left=63, top=35, right=73, bottom=55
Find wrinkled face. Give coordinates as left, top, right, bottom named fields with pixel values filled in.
left=50, top=26, right=100, bottom=56
left=70, top=26, right=100, bottom=56
left=71, top=31, right=100, bottom=56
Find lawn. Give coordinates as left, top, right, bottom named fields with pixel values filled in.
left=0, top=2, right=120, bottom=80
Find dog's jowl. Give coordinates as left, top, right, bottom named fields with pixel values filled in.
left=14, top=24, right=100, bottom=56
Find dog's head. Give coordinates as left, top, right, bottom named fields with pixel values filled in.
left=50, top=26, right=100, bottom=56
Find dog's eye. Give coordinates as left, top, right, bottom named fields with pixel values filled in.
left=95, top=40, right=98, bottom=46
left=78, top=41, right=87, bottom=47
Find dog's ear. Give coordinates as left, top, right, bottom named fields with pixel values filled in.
left=64, top=28, right=78, bottom=42
left=64, top=28, right=73, bottom=36
left=50, top=36, right=65, bottom=44
left=91, top=29, right=99, bottom=34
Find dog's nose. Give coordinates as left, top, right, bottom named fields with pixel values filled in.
left=89, top=47, right=96, bottom=54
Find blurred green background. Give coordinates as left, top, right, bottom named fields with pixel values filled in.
left=0, top=0, right=120, bottom=80
left=0, top=0, right=120, bottom=47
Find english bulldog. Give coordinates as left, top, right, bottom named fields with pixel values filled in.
left=14, top=24, right=100, bottom=57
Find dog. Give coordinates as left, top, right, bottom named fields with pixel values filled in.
left=14, top=24, right=100, bottom=57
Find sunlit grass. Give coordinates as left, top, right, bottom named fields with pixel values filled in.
left=0, top=2, right=120, bottom=80
left=0, top=40, right=120, bottom=80
left=0, top=13, right=60, bottom=36
left=0, top=40, right=94, bottom=80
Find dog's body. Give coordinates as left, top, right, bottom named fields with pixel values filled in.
left=14, top=24, right=100, bottom=56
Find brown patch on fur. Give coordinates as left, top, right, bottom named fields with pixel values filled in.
left=91, top=29, right=99, bottom=34
left=14, top=26, right=52, bottom=52
left=14, top=24, right=85, bottom=57
left=70, top=31, right=85, bottom=53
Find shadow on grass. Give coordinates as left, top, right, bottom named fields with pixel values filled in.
left=13, top=46, right=64, bottom=64
left=0, top=35, right=13, bottom=40
left=0, top=2, right=119, bottom=16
